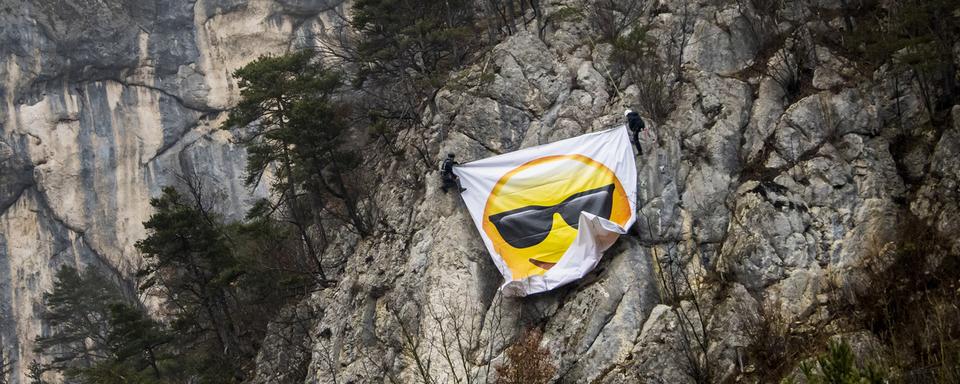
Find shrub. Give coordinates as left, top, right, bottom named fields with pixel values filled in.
left=610, top=23, right=676, bottom=124
left=800, top=340, right=886, bottom=384
left=600, top=1, right=689, bottom=125
left=840, top=0, right=958, bottom=123
left=495, top=329, right=556, bottom=384
left=833, top=211, right=960, bottom=382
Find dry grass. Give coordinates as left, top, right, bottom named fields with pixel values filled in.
left=740, top=210, right=960, bottom=382
left=494, top=329, right=556, bottom=384
left=832, top=211, right=960, bottom=382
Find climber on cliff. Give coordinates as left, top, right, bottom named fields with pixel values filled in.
left=440, top=153, right=466, bottom=193
left=625, top=109, right=646, bottom=155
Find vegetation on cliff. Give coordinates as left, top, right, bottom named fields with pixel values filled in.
left=21, top=0, right=960, bottom=383
left=26, top=0, right=543, bottom=382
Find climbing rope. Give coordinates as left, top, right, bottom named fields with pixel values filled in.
left=586, top=34, right=629, bottom=109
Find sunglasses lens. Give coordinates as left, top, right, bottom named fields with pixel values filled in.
left=489, top=206, right=554, bottom=249
left=559, top=184, right=615, bottom=227
left=489, top=184, right=616, bottom=249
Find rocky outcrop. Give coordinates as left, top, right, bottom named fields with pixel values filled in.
left=294, top=1, right=957, bottom=383
left=1, top=0, right=956, bottom=383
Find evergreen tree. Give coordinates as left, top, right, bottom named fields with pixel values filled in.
left=25, top=361, right=46, bottom=384
left=0, top=345, right=14, bottom=384
left=35, top=267, right=123, bottom=374
left=350, top=0, right=480, bottom=86
left=348, top=0, right=485, bottom=134
left=843, top=0, right=959, bottom=120
left=134, top=186, right=315, bottom=382
left=135, top=187, right=247, bottom=380
left=33, top=266, right=170, bottom=381
left=105, top=303, right=171, bottom=378
left=223, top=50, right=368, bottom=281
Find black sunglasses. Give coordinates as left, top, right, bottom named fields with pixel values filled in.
left=488, top=184, right=615, bottom=249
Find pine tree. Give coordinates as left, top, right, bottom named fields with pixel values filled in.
left=0, top=345, right=14, bottom=384
left=223, top=50, right=368, bottom=281
left=105, top=303, right=171, bottom=378
left=350, top=0, right=480, bottom=85
left=25, top=361, right=46, bottom=384
left=130, top=183, right=322, bottom=382
left=348, top=0, right=484, bottom=133
left=33, top=266, right=170, bottom=381
left=35, top=266, right=123, bottom=374
left=135, top=187, right=247, bottom=380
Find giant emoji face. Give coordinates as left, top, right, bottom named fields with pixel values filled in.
left=481, top=155, right=631, bottom=280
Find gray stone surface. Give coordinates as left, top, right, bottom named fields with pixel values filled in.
left=0, top=1, right=345, bottom=381
left=913, top=106, right=960, bottom=253
left=0, top=140, right=32, bottom=214
left=0, top=1, right=955, bottom=383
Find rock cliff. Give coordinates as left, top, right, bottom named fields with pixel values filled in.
left=1, top=1, right=957, bottom=383
left=0, top=0, right=348, bottom=380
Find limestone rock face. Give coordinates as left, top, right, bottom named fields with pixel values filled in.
left=0, top=140, right=32, bottom=213
left=913, top=106, right=960, bottom=254
left=298, top=2, right=955, bottom=383
left=0, top=1, right=347, bottom=381
left=1, top=1, right=955, bottom=383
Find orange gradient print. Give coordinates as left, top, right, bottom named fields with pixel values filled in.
left=481, top=155, right=631, bottom=280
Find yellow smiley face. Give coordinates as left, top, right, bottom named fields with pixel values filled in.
left=481, top=155, right=631, bottom=280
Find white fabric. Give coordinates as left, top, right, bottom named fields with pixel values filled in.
left=454, top=126, right=637, bottom=296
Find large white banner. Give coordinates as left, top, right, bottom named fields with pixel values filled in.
left=454, top=126, right=637, bottom=296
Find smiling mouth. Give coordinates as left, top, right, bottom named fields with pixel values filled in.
left=529, top=259, right=556, bottom=270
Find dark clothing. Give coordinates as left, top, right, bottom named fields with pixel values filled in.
left=626, top=112, right=645, bottom=155
left=440, top=158, right=464, bottom=193
left=626, top=111, right=643, bottom=131
left=630, top=130, right=642, bottom=155
left=441, top=158, right=457, bottom=176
